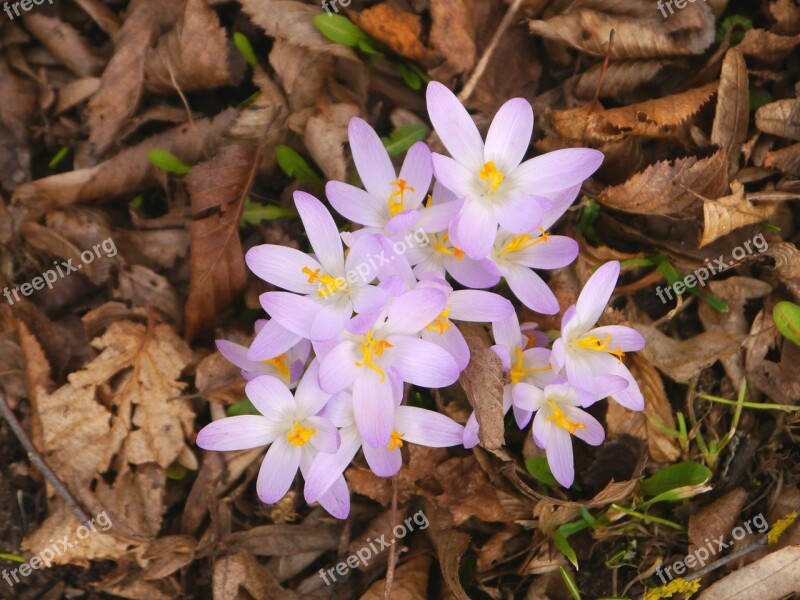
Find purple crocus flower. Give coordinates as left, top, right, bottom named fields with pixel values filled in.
left=318, top=287, right=461, bottom=448
left=246, top=191, right=387, bottom=349
left=488, top=185, right=581, bottom=314
left=326, top=118, right=433, bottom=236
left=196, top=363, right=349, bottom=518
left=513, top=381, right=605, bottom=488
left=217, top=320, right=311, bottom=387
left=416, top=275, right=514, bottom=370
left=425, top=81, right=604, bottom=259
left=551, top=261, right=646, bottom=410
left=303, top=390, right=464, bottom=514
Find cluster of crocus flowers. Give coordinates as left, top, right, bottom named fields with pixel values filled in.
left=196, top=82, right=646, bottom=517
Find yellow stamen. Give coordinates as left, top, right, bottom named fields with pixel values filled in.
left=479, top=161, right=505, bottom=193
left=262, top=353, right=290, bottom=379
left=388, top=179, right=414, bottom=216
left=302, top=266, right=346, bottom=299
left=501, top=227, right=550, bottom=255
left=426, top=307, right=451, bottom=335
left=355, top=331, right=393, bottom=382
left=574, top=333, right=625, bottom=363
left=286, top=422, right=315, bottom=446
left=388, top=430, right=405, bottom=450
left=509, top=347, right=551, bottom=384
left=432, top=233, right=465, bottom=261
left=546, top=401, right=585, bottom=435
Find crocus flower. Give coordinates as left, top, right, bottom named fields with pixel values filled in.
left=416, top=275, right=514, bottom=370
left=217, top=320, right=310, bottom=387
left=196, top=363, right=348, bottom=518
left=513, top=381, right=604, bottom=487
left=303, top=390, right=464, bottom=514
left=246, top=191, right=387, bottom=348
left=488, top=185, right=581, bottom=314
left=318, top=287, right=461, bottom=448
left=426, top=81, right=604, bottom=259
left=551, top=261, right=645, bottom=410
left=326, top=118, right=433, bottom=236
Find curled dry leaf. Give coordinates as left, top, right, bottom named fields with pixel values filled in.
left=763, top=242, right=800, bottom=301
left=457, top=322, right=505, bottom=451
left=755, top=99, right=800, bottom=141
left=360, top=554, right=431, bottom=600
left=22, top=13, right=104, bottom=77
left=144, top=0, right=245, bottom=94
left=438, top=530, right=471, bottom=600
left=599, top=149, right=727, bottom=217
left=763, top=142, right=800, bottom=176
left=700, top=181, right=779, bottom=247
left=738, top=29, right=800, bottom=65
left=712, top=48, right=749, bottom=175
left=184, top=143, right=255, bottom=341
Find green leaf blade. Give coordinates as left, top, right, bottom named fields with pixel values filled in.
left=147, top=149, right=192, bottom=175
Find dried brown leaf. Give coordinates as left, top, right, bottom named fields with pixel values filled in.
left=360, top=554, right=431, bottom=600
left=738, top=29, right=800, bottom=64
left=22, top=13, right=104, bottom=77
left=763, top=142, right=800, bottom=176
left=304, top=103, right=360, bottom=182
left=0, top=57, right=35, bottom=192
left=184, top=143, right=254, bottom=341
left=573, top=59, right=676, bottom=100
left=458, top=323, right=505, bottom=450
left=696, top=545, right=800, bottom=600
left=429, top=0, right=476, bottom=75
left=438, top=530, right=471, bottom=600
left=755, top=99, right=800, bottom=141
left=688, top=488, right=748, bottom=552
left=701, top=181, right=779, bottom=247
left=355, top=3, right=432, bottom=64
left=712, top=48, right=749, bottom=175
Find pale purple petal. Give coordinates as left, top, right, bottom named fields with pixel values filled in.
left=546, top=427, right=574, bottom=488
left=512, top=236, right=579, bottom=270
left=508, top=148, right=604, bottom=195
left=326, top=181, right=387, bottom=227
left=606, top=360, right=644, bottom=410
left=564, top=350, right=599, bottom=403
left=319, top=340, right=361, bottom=393
left=463, top=412, right=479, bottom=448
left=353, top=369, right=396, bottom=447
left=386, top=210, right=421, bottom=234
left=575, top=261, right=620, bottom=328
left=388, top=336, right=461, bottom=387
left=513, top=382, right=544, bottom=412
left=305, top=416, right=341, bottom=454
left=246, top=245, right=320, bottom=294
left=490, top=344, right=512, bottom=372
left=216, top=340, right=260, bottom=373
left=540, top=184, right=581, bottom=230
left=513, top=404, right=533, bottom=429
left=316, top=475, right=351, bottom=519
left=418, top=198, right=463, bottom=232
left=362, top=442, right=402, bottom=477
left=196, top=416, right=279, bottom=451
left=397, top=141, right=433, bottom=209
left=395, top=406, right=464, bottom=446
left=445, top=255, right=501, bottom=288
left=304, top=427, right=361, bottom=503
left=310, top=299, right=352, bottom=341
left=451, top=200, right=497, bottom=260
left=426, top=81, right=484, bottom=170
left=493, top=192, right=545, bottom=235
left=257, top=437, right=301, bottom=503
left=448, top=290, right=514, bottom=322
left=421, top=324, right=470, bottom=371
left=385, top=288, right=446, bottom=335
left=247, top=319, right=301, bottom=361
left=531, top=411, right=551, bottom=448
left=504, top=265, right=559, bottom=315
left=350, top=285, right=391, bottom=314
left=245, top=375, right=296, bottom=419
left=566, top=407, right=605, bottom=446
left=348, top=117, right=395, bottom=199
left=431, top=154, right=476, bottom=199
left=294, top=360, right=330, bottom=417
left=344, top=233, right=384, bottom=284
left=260, top=292, right=320, bottom=339
left=294, top=191, right=345, bottom=276
left=492, top=313, right=523, bottom=357
left=589, top=325, right=646, bottom=352
left=484, top=98, right=533, bottom=173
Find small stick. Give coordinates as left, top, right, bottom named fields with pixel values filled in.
left=458, top=0, right=525, bottom=103
left=0, top=391, right=90, bottom=526
left=589, top=29, right=615, bottom=112
left=383, top=475, right=399, bottom=599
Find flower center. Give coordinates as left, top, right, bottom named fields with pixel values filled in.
left=546, top=401, right=585, bottom=435
left=286, top=422, right=315, bottom=446
left=425, top=307, right=451, bottom=335
left=509, top=347, right=551, bottom=384
left=573, top=333, right=625, bottom=363
left=355, top=331, right=393, bottom=382
left=388, top=430, right=405, bottom=450
left=261, top=353, right=290, bottom=379
left=479, top=161, right=504, bottom=194
left=388, top=179, right=414, bottom=217
left=432, top=233, right=465, bottom=261
left=500, top=228, right=549, bottom=256
left=302, top=266, right=346, bottom=299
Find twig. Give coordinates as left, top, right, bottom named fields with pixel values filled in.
left=383, top=475, right=399, bottom=599
left=0, top=391, right=90, bottom=526
left=589, top=29, right=615, bottom=112
left=458, top=0, right=525, bottom=103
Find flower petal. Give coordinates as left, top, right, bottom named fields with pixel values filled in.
left=216, top=339, right=260, bottom=373
left=566, top=406, right=605, bottom=446
left=513, top=382, right=544, bottom=412
left=451, top=200, right=498, bottom=260
left=362, top=442, right=402, bottom=477
left=589, top=325, right=645, bottom=352
left=445, top=255, right=501, bottom=288
left=293, top=360, right=330, bottom=417
left=257, top=436, right=301, bottom=503
left=540, top=184, right=581, bottom=230
left=421, top=324, right=470, bottom=371
left=575, top=261, right=620, bottom=328
left=431, top=154, right=476, bottom=199
left=246, top=319, right=301, bottom=361
left=546, top=427, right=575, bottom=488
left=319, top=340, right=361, bottom=393
left=326, top=181, right=387, bottom=227
left=388, top=336, right=461, bottom=388
left=398, top=141, right=433, bottom=209
left=484, top=98, right=534, bottom=173
left=448, top=290, right=514, bottom=322
left=348, top=117, right=396, bottom=199
left=294, top=191, right=345, bottom=276
left=196, top=416, right=279, bottom=451
left=463, top=412, right=479, bottom=448
left=395, top=406, right=465, bottom=447
left=246, top=245, right=320, bottom=294
left=304, top=427, right=361, bottom=503
left=493, top=192, right=544, bottom=234
left=310, top=298, right=352, bottom=341
left=260, top=292, right=321, bottom=339
left=508, top=148, right=604, bottom=195
left=305, top=415, right=341, bottom=454
left=504, top=265, right=560, bottom=315
left=492, top=313, right=523, bottom=357
left=385, top=288, right=446, bottom=335
left=245, top=375, right=296, bottom=420
left=315, top=474, right=351, bottom=519
left=353, top=368, right=396, bottom=447
left=511, top=235, right=578, bottom=270
left=426, top=81, right=484, bottom=170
